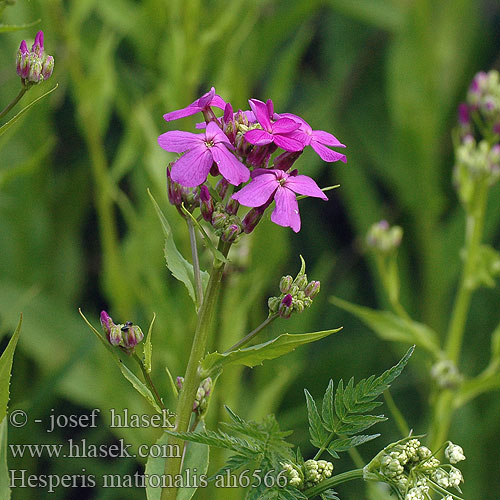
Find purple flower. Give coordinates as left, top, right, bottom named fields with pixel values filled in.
left=244, top=99, right=305, bottom=152
left=232, top=169, right=327, bottom=232
left=279, top=113, right=346, bottom=163
left=158, top=121, right=249, bottom=187
left=162, top=87, right=226, bottom=122
left=31, top=30, right=44, bottom=56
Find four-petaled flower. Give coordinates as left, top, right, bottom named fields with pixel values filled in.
left=163, top=87, right=226, bottom=122
left=244, top=99, right=305, bottom=152
left=158, top=121, right=250, bottom=187
left=232, top=169, right=327, bottom=232
left=280, top=113, right=347, bottom=163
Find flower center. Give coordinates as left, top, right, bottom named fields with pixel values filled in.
left=205, top=140, right=215, bottom=149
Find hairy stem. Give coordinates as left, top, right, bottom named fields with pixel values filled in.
left=0, top=85, right=27, bottom=120
left=187, top=217, right=203, bottom=306
left=161, top=240, right=231, bottom=500
left=303, top=468, right=364, bottom=498
left=224, top=313, right=279, bottom=353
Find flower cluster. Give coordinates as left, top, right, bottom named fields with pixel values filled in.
left=158, top=88, right=346, bottom=233
left=366, top=220, right=403, bottom=254
left=16, top=31, right=54, bottom=85
left=365, top=438, right=465, bottom=500
left=176, top=376, right=213, bottom=416
left=268, top=259, right=320, bottom=319
left=466, top=70, right=500, bottom=132
left=281, top=459, right=333, bottom=490
left=100, top=311, right=144, bottom=354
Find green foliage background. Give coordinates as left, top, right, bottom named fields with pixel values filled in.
left=0, top=0, right=499, bottom=498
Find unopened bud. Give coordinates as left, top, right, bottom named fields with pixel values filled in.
left=176, top=376, right=184, bottom=391
left=222, top=223, right=241, bottom=243
left=294, top=273, right=308, bottom=291
left=199, top=185, right=214, bottom=222
left=268, top=296, right=280, bottom=313
left=241, top=206, right=265, bottom=234
left=294, top=299, right=305, bottom=313
left=27, top=53, right=42, bottom=83
left=273, top=150, right=302, bottom=171
left=225, top=197, right=239, bottom=216
left=366, top=220, right=403, bottom=253
left=31, top=30, right=44, bottom=57
left=120, top=322, right=144, bottom=351
left=279, top=275, right=293, bottom=294
left=211, top=211, right=227, bottom=230
left=216, top=178, right=229, bottom=199
left=304, top=280, right=320, bottom=298
left=166, top=167, right=182, bottom=206
left=278, top=294, right=293, bottom=319
left=41, top=55, right=54, bottom=81
left=16, top=40, right=30, bottom=79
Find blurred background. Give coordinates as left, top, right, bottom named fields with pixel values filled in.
left=1, top=0, right=499, bottom=498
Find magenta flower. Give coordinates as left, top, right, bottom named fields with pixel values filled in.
left=279, top=113, right=346, bottom=163
left=232, top=169, right=327, bottom=232
left=244, top=99, right=305, bottom=152
left=163, top=87, right=226, bottom=122
left=158, top=121, right=249, bottom=187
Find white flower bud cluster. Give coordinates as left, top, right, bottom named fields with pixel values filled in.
left=192, top=377, right=212, bottom=415
left=430, top=360, right=463, bottom=390
left=367, top=438, right=465, bottom=500
left=304, top=459, right=334, bottom=488
left=281, top=462, right=303, bottom=488
left=455, top=138, right=500, bottom=186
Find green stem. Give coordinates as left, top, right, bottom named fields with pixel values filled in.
left=383, top=390, right=410, bottom=437
left=224, top=313, right=279, bottom=353
left=187, top=217, right=203, bottom=306
left=133, top=353, right=165, bottom=411
left=303, top=468, right=364, bottom=498
left=0, top=85, right=27, bottom=120
left=429, top=183, right=488, bottom=449
left=313, top=430, right=335, bottom=460
left=161, top=240, right=231, bottom=500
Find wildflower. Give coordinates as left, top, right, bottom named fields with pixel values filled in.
left=244, top=99, right=305, bottom=152
left=158, top=121, right=249, bottom=187
left=233, top=168, right=327, bottom=232
left=279, top=113, right=347, bottom=163
left=430, top=359, right=462, bottom=389
left=304, top=459, right=333, bottom=487
left=16, top=31, right=54, bottom=84
left=448, top=466, right=463, bottom=488
left=162, top=87, right=226, bottom=122
left=281, top=462, right=303, bottom=488
left=99, top=311, right=144, bottom=354
left=445, top=443, right=465, bottom=464
left=100, top=310, right=121, bottom=346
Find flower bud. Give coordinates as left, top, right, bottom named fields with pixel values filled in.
left=199, top=185, right=214, bottom=222
left=120, top=322, right=144, bottom=351
left=278, top=294, right=293, bottom=319
left=221, top=223, right=241, bottom=243
left=268, top=296, right=280, bottom=314
left=279, top=275, right=293, bottom=294
left=366, top=220, right=403, bottom=253
left=225, top=197, right=239, bottom=215
left=241, top=206, right=265, bottom=234
left=27, top=53, right=42, bottom=83
left=294, top=273, right=308, bottom=291
left=16, top=40, right=30, bottom=79
left=41, top=55, right=54, bottom=81
left=304, top=280, right=320, bottom=298
left=31, top=30, right=44, bottom=57
left=216, top=178, right=229, bottom=199
left=176, top=376, right=184, bottom=391
left=273, top=151, right=302, bottom=171
left=294, top=299, right=305, bottom=313
left=166, top=167, right=182, bottom=206
left=211, top=210, right=227, bottom=230
left=100, top=310, right=121, bottom=345
left=445, top=442, right=465, bottom=464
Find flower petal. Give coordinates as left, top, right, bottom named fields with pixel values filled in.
left=272, top=186, right=301, bottom=232
left=197, top=87, right=216, bottom=108
left=232, top=173, right=278, bottom=206
left=158, top=130, right=203, bottom=153
left=244, top=129, right=274, bottom=146
left=285, top=175, right=328, bottom=200
left=272, top=117, right=301, bottom=134
left=211, top=144, right=250, bottom=186
left=273, top=132, right=306, bottom=152
left=170, top=147, right=213, bottom=187
left=206, top=121, right=233, bottom=149
left=310, top=140, right=347, bottom=163
left=163, top=105, right=200, bottom=122
left=210, top=94, right=227, bottom=110
left=249, top=99, right=272, bottom=131
left=312, top=130, right=345, bottom=147
left=278, top=113, right=312, bottom=134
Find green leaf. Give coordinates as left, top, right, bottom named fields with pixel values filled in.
left=330, top=296, right=439, bottom=355
left=0, top=419, right=10, bottom=500
left=305, top=389, right=330, bottom=447
left=336, top=414, right=387, bottom=435
left=0, top=20, right=40, bottom=33
left=0, top=84, right=58, bottom=137
left=321, top=380, right=335, bottom=431
left=79, top=309, right=161, bottom=413
left=165, top=366, right=179, bottom=399
left=328, top=434, right=380, bottom=452
left=148, top=189, right=209, bottom=307
left=143, top=313, right=155, bottom=373
left=0, top=315, right=22, bottom=422
left=201, top=328, right=341, bottom=376
left=180, top=203, right=229, bottom=263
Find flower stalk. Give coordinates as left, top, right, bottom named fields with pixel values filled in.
left=303, top=468, right=364, bottom=498
left=224, top=313, right=279, bottom=353
left=0, top=85, right=27, bottom=120
left=161, top=240, right=231, bottom=500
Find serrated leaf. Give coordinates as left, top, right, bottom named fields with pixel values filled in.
left=334, top=379, right=346, bottom=420
left=305, top=389, right=330, bottom=447
left=0, top=315, right=22, bottom=421
left=209, top=454, right=253, bottom=481
left=79, top=309, right=161, bottom=413
left=321, top=489, right=340, bottom=500
left=336, top=414, right=387, bottom=435
left=143, top=313, right=155, bottom=373
left=146, top=421, right=209, bottom=500
left=321, top=380, right=335, bottom=431
left=330, top=296, right=439, bottom=354
left=201, top=328, right=341, bottom=376
left=328, top=434, right=380, bottom=452
left=0, top=419, right=10, bottom=500
left=0, top=84, right=58, bottom=137
left=148, top=189, right=209, bottom=307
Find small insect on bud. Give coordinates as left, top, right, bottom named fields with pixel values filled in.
left=120, top=322, right=144, bottom=352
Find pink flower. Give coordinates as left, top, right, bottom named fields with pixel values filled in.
left=279, top=113, right=346, bottom=163
left=232, top=169, right=327, bottom=232
left=244, top=99, right=306, bottom=152
left=162, top=87, right=226, bottom=122
left=158, top=121, right=249, bottom=187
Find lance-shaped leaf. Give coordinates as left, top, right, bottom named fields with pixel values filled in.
left=200, top=328, right=341, bottom=376
left=330, top=296, right=439, bottom=356
left=148, top=190, right=209, bottom=307
left=143, top=313, right=155, bottom=373
left=79, top=309, right=161, bottom=413
left=305, top=389, right=330, bottom=447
